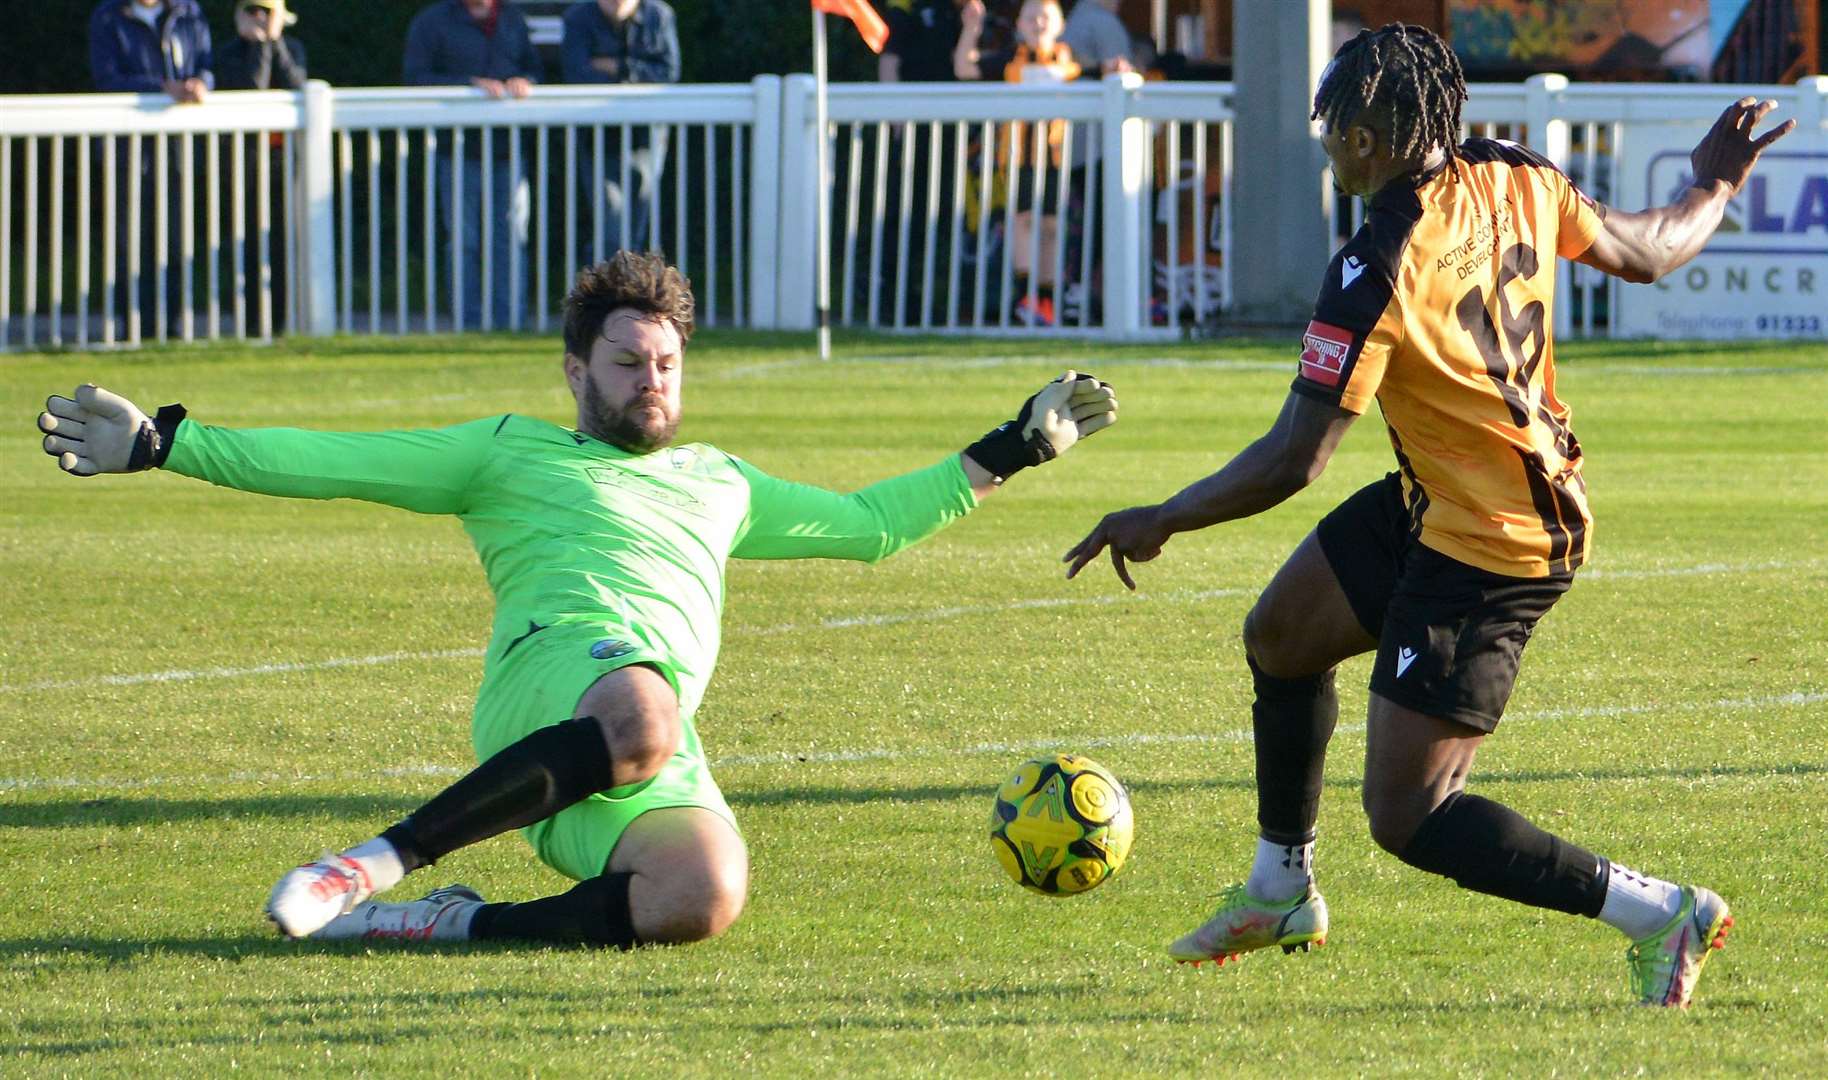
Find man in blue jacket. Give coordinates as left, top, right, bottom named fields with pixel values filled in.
left=89, top=0, right=214, bottom=343
left=90, top=0, right=214, bottom=101
left=562, top=0, right=681, bottom=261
left=405, top=0, right=545, bottom=331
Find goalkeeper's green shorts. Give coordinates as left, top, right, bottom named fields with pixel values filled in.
left=470, top=619, right=738, bottom=882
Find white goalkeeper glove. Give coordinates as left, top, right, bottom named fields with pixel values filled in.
left=965, top=370, right=1118, bottom=480
left=38, top=384, right=186, bottom=476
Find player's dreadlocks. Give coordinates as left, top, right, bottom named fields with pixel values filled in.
left=564, top=250, right=696, bottom=359
left=1312, top=23, right=1467, bottom=171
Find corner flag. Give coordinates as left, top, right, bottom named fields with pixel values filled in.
left=812, top=0, right=889, bottom=54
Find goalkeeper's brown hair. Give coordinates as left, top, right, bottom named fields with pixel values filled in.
left=563, top=252, right=696, bottom=358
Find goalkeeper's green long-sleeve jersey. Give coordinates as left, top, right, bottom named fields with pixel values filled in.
left=164, top=413, right=979, bottom=715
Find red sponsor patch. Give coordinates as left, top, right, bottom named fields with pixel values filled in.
left=1298, top=321, right=1354, bottom=387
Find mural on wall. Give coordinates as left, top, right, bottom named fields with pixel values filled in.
left=1449, top=0, right=1716, bottom=78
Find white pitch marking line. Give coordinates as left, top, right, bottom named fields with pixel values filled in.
left=0, top=588, right=1247, bottom=696
left=0, top=558, right=1811, bottom=696
left=1579, top=559, right=1818, bottom=580
left=1, top=648, right=488, bottom=695
left=712, top=353, right=1827, bottom=380
left=752, top=587, right=1248, bottom=634
left=0, top=690, right=1820, bottom=794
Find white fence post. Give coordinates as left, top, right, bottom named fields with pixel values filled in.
left=301, top=79, right=337, bottom=336
left=1525, top=74, right=1573, bottom=339
left=1795, top=76, right=1828, bottom=137
left=776, top=74, right=818, bottom=330
left=748, top=76, right=782, bottom=331
left=1102, top=72, right=1146, bottom=341
left=1524, top=73, right=1570, bottom=165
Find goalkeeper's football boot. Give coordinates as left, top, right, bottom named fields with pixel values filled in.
left=1626, top=885, right=1732, bottom=1008
left=1167, top=882, right=1328, bottom=966
left=266, top=853, right=382, bottom=939
left=313, top=884, right=485, bottom=943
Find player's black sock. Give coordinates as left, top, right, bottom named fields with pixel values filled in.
left=1398, top=791, right=1609, bottom=917
left=469, top=871, right=640, bottom=949
left=1249, top=657, right=1338, bottom=846
left=381, top=716, right=614, bottom=873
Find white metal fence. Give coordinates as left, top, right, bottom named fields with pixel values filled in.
left=5, top=75, right=1825, bottom=351
left=781, top=77, right=1232, bottom=337
left=0, top=89, right=310, bottom=349
left=0, top=79, right=782, bottom=351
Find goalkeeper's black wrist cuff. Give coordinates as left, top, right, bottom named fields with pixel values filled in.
left=132, top=404, right=187, bottom=471
left=963, top=421, right=1054, bottom=481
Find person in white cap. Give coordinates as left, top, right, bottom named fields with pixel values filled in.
left=216, top=0, right=307, bottom=91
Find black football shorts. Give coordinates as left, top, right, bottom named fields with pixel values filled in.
left=1315, top=472, right=1572, bottom=732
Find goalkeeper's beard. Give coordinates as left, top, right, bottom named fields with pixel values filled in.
left=582, top=371, right=678, bottom=453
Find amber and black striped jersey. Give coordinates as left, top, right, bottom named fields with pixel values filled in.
left=1293, top=138, right=1606, bottom=578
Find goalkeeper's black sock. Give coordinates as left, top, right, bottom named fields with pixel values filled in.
left=381, top=716, right=615, bottom=873
left=469, top=872, right=640, bottom=949
left=1398, top=791, right=1609, bottom=917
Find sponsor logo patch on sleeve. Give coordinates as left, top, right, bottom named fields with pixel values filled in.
left=1298, top=321, right=1354, bottom=387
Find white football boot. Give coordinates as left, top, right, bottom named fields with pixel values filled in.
left=312, top=885, right=486, bottom=943
left=266, top=853, right=383, bottom=939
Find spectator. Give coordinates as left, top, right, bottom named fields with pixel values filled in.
left=215, top=0, right=306, bottom=91
left=216, top=0, right=307, bottom=337
left=881, top=0, right=963, bottom=82
left=1060, top=0, right=1136, bottom=77
left=90, top=0, right=214, bottom=341
left=405, top=0, right=544, bottom=330
left=561, top=0, right=681, bottom=261
left=955, top=0, right=1080, bottom=325
left=953, top=0, right=1077, bottom=84
left=90, top=0, right=214, bottom=102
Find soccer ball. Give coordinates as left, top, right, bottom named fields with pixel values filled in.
left=989, top=753, right=1134, bottom=896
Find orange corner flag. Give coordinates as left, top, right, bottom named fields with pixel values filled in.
left=813, top=0, right=889, bottom=54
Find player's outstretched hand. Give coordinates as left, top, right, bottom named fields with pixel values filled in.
left=38, top=384, right=177, bottom=476
left=964, top=370, right=1117, bottom=480
left=1062, top=504, right=1170, bottom=590
left=1691, top=97, right=1795, bottom=196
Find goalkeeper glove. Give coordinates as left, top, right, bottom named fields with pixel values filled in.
left=38, top=384, right=186, bottom=476
left=965, top=370, right=1118, bottom=481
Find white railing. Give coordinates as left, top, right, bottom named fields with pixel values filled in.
left=0, top=88, right=311, bottom=349
left=326, top=83, right=777, bottom=336
left=5, top=74, right=1825, bottom=351
left=779, top=75, right=1231, bottom=337
left=0, top=79, right=781, bottom=350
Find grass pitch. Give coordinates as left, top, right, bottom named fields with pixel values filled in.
left=1, top=331, right=1825, bottom=1076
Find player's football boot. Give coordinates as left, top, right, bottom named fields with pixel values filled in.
left=1167, top=881, right=1329, bottom=966
left=1626, top=885, right=1732, bottom=1008
left=266, top=853, right=382, bottom=939
left=312, top=884, right=485, bottom=943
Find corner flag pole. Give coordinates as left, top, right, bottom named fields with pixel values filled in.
left=810, top=1, right=884, bottom=360
left=813, top=9, right=833, bottom=362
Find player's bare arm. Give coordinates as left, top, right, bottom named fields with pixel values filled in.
left=1577, top=97, right=1795, bottom=284
left=1063, top=391, right=1355, bottom=589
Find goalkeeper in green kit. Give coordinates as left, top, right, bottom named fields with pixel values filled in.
left=36, top=252, right=1118, bottom=949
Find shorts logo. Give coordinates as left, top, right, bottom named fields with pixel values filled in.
left=590, top=639, right=636, bottom=660
left=1395, top=646, right=1418, bottom=677
left=1299, top=321, right=1354, bottom=387
left=1341, top=254, right=1366, bottom=289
